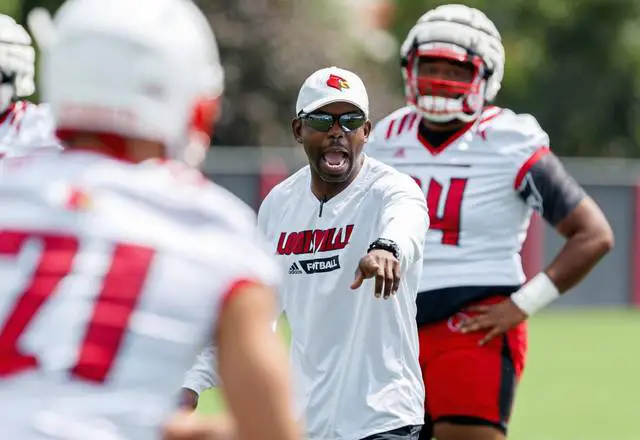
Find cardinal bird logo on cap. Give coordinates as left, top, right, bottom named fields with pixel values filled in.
left=326, top=74, right=350, bottom=91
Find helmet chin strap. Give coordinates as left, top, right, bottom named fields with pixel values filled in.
left=416, top=95, right=481, bottom=124
left=414, top=74, right=487, bottom=124
left=163, top=127, right=210, bottom=168
left=417, top=96, right=464, bottom=123
left=181, top=131, right=209, bottom=168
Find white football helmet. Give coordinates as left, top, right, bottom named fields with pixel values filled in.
left=0, top=15, right=36, bottom=113
left=41, top=0, right=224, bottom=164
left=400, top=4, right=504, bottom=124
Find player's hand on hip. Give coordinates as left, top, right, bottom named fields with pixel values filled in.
left=458, top=299, right=528, bottom=346
left=350, top=249, right=400, bottom=299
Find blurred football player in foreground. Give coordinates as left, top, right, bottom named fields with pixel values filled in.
left=0, top=1, right=299, bottom=439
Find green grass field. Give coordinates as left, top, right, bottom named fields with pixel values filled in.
left=197, top=309, right=640, bottom=440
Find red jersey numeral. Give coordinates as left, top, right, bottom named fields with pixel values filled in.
left=413, top=177, right=468, bottom=246
left=0, top=230, right=155, bottom=383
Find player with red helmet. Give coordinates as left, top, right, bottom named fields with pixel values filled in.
left=367, top=4, right=613, bottom=440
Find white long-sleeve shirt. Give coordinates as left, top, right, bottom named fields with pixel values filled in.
left=261, top=156, right=428, bottom=440
left=183, top=155, right=429, bottom=440
left=181, top=345, right=220, bottom=392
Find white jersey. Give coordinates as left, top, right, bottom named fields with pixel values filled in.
left=0, top=151, right=278, bottom=440
left=367, top=106, right=548, bottom=292
left=0, top=101, right=61, bottom=159
left=258, top=156, right=428, bottom=440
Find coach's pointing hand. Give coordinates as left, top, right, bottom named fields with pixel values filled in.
left=350, top=249, right=400, bottom=299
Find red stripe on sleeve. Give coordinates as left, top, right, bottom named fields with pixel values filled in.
left=396, top=114, right=409, bottom=135
left=407, top=113, right=418, bottom=131
left=385, top=120, right=396, bottom=139
left=514, top=147, right=550, bottom=189
left=220, top=279, right=263, bottom=310
left=479, top=108, right=504, bottom=125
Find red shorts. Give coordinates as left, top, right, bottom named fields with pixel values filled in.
left=418, top=296, right=528, bottom=429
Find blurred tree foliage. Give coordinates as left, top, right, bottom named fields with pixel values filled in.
left=194, top=0, right=359, bottom=147
left=389, top=0, right=640, bottom=157
left=7, top=0, right=640, bottom=156
left=15, top=0, right=392, bottom=147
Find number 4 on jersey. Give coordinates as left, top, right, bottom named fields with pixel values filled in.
left=413, top=177, right=468, bottom=246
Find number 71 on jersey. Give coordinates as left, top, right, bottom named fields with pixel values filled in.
left=0, top=230, right=155, bottom=382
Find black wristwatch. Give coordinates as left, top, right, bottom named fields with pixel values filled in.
left=368, top=238, right=400, bottom=260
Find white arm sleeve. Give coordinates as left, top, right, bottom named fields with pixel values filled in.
left=378, top=173, right=430, bottom=268
left=181, top=345, right=219, bottom=394
left=181, top=193, right=281, bottom=396
left=258, top=190, right=285, bottom=328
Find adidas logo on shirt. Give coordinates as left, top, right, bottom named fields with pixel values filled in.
left=289, top=262, right=303, bottom=275
left=288, top=256, right=341, bottom=275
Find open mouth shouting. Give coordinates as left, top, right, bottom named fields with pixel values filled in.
left=320, top=150, right=350, bottom=175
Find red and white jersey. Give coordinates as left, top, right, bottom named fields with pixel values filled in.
left=0, top=101, right=61, bottom=160
left=367, top=106, right=548, bottom=292
left=0, top=151, right=278, bottom=440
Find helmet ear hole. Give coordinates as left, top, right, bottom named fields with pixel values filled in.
left=0, top=72, right=16, bottom=85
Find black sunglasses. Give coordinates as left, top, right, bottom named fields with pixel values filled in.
left=299, top=111, right=366, bottom=133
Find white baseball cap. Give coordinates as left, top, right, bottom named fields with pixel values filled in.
left=295, top=66, right=369, bottom=118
